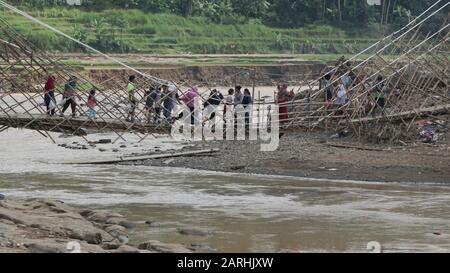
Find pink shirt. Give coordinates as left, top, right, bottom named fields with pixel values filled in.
left=180, top=88, right=199, bottom=108
left=87, top=95, right=97, bottom=108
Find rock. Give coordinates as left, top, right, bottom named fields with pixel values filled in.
left=138, top=241, right=194, bottom=253
left=98, top=148, right=107, bottom=152
left=82, top=233, right=103, bottom=245
left=25, top=243, right=64, bottom=253
left=25, top=241, right=107, bottom=253
left=105, top=217, right=124, bottom=225
left=104, top=225, right=128, bottom=238
left=164, top=159, right=175, bottom=165
left=277, top=249, right=299, bottom=253
left=112, top=149, right=119, bottom=153
left=101, top=242, right=121, bottom=250
left=188, top=243, right=217, bottom=252
left=177, top=228, right=211, bottom=237
left=230, top=166, right=246, bottom=171
left=145, top=221, right=161, bottom=228
left=112, top=245, right=143, bottom=253
left=106, top=213, right=125, bottom=218
left=79, top=210, right=94, bottom=218
left=120, top=145, right=127, bottom=148
left=98, top=139, right=112, bottom=144
left=0, top=194, right=5, bottom=201
left=118, top=220, right=136, bottom=229
left=86, top=211, right=108, bottom=223
left=117, top=235, right=130, bottom=245
left=0, top=199, right=135, bottom=253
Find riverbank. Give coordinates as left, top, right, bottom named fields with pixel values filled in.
left=125, top=131, right=450, bottom=184
left=0, top=198, right=195, bottom=253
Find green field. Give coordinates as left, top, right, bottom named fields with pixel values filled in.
left=0, top=7, right=384, bottom=55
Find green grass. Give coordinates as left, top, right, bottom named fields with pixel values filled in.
left=0, top=7, right=384, bottom=55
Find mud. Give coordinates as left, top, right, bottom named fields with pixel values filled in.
left=128, top=131, right=450, bottom=184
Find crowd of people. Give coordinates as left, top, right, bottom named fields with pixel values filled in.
left=41, top=73, right=309, bottom=128
left=141, top=84, right=256, bottom=126
left=319, top=58, right=401, bottom=117
left=43, top=75, right=97, bottom=119
left=42, top=75, right=267, bottom=127
left=44, top=66, right=400, bottom=127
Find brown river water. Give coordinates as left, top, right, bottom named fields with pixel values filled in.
left=1, top=129, right=450, bottom=253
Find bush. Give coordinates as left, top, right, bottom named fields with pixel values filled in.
left=130, top=25, right=157, bottom=35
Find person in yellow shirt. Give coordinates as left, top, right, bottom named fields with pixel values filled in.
left=126, top=75, right=137, bottom=122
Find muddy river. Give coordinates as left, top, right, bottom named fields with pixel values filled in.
left=0, top=129, right=449, bottom=253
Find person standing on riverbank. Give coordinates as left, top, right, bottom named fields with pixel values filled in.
left=126, top=75, right=137, bottom=123
left=44, top=75, right=56, bottom=116
left=60, top=76, right=79, bottom=118
left=277, top=85, right=290, bottom=123
left=320, top=74, right=333, bottom=106
left=87, top=89, right=97, bottom=119
left=336, top=83, right=348, bottom=106
left=242, top=88, right=253, bottom=126
left=372, top=75, right=386, bottom=110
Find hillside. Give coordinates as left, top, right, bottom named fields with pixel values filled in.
left=0, top=7, right=383, bottom=55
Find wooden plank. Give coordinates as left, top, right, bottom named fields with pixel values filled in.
left=326, top=142, right=385, bottom=151
left=350, top=103, right=450, bottom=124
left=0, top=125, right=9, bottom=132
left=63, top=148, right=220, bottom=165
left=0, top=113, right=171, bottom=134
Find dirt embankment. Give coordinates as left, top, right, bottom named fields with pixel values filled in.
left=84, top=63, right=326, bottom=87
left=0, top=198, right=194, bottom=253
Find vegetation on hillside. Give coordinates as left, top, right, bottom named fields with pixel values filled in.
left=1, top=1, right=447, bottom=54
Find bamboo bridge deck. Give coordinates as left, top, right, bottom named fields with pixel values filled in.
left=0, top=113, right=171, bottom=135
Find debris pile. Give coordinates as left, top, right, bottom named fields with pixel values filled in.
left=286, top=2, right=449, bottom=144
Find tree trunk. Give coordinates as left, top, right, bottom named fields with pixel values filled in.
left=337, top=0, right=342, bottom=23
left=385, top=0, right=391, bottom=24
left=185, top=0, right=194, bottom=17
left=322, top=0, right=326, bottom=21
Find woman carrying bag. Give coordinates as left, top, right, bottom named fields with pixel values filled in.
left=44, top=75, right=57, bottom=116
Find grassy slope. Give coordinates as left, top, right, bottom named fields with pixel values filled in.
left=1, top=7, right=383, bottom=55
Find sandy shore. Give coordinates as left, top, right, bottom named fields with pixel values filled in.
left=125, top=131, right=450, bottom=184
